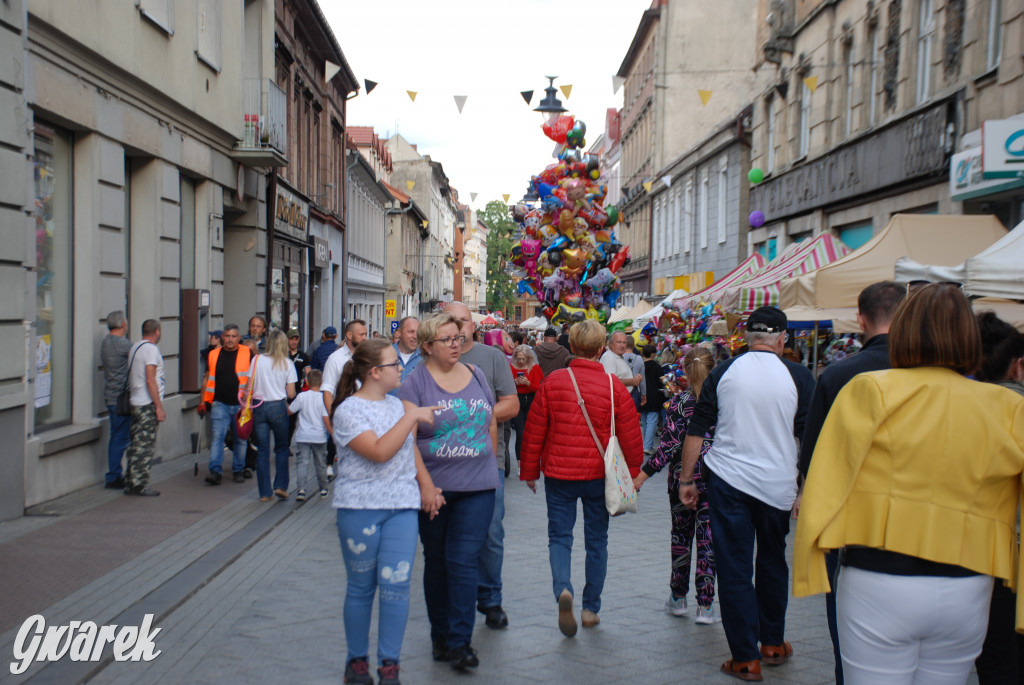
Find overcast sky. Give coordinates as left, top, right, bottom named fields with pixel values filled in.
left=320, top=0, right=653, bottom=211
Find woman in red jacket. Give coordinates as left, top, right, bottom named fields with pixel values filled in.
left=520, top=319, right=643, bottom=638
left=510, top=345, right=543, bottom=469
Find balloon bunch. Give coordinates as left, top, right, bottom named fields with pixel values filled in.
left=508, top=115, right=629, bottom=327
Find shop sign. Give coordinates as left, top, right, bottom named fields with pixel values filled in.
left=950, top=147, right=1024, bottom=201
left=275, top=184, right=309, bottom=241
left=751, top=101, right=949, bottom=220
left=981, top=119, right=1024, bottom=179
left=385, top=300, right=397, bottom=318
left=312, top=236, right=329, bottom=268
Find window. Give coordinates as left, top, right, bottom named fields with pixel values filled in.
left=986, top=0, right=1002, bottom=71
left=844, top=43, right=855, bottom=138
left=699, top=169, right=709, bottom=249
left=838, top=223, right=874, bottom=250
left=32, top=124, right=73, bottom=429
left=683, top=178, right=693, bottom=253
left=180, top=177, right=195, bottom=289
left=868, top=25, right=880, bottom=126
left=717, top=156, right=728, bottom=244
left=195, top=0, right=221, bottom=71
left=798, top=80, right=811, bottom=158
left=671, top=187, right=680, bottom=256
left=765, top=97, right=775, bottom=172
left=916, top=0, right=935, bottom=105
left=136, top=0, right=174, bottom=35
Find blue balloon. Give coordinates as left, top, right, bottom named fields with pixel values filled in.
left=518, top=279, right=535, bottom=295
left=605, top=290, right=621, bottom=308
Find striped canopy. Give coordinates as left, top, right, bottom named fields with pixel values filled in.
left=720, top=234, right=851, bottom=314
left=677, top=253, right=766, bottom=311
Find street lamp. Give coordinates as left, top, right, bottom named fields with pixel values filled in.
left=533, top=76, right=567, bottom=124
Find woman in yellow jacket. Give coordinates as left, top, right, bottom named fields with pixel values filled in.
left=794, top=284, right=1024, bottom=685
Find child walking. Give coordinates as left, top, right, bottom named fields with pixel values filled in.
left=331, top=338, right=443, bottom=685
left=288, top=368, right=330, bottom=501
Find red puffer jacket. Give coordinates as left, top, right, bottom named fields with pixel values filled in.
left=520, top=359, right=644, bottom=481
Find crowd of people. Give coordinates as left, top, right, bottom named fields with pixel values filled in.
left=98, top=283, right=1024, bottom=685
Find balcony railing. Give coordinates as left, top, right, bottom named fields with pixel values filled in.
left=234, top=78, right=288, bottom=167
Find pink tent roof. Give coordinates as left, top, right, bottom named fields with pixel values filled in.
left=679, top=253, right=766, bottom=310
left=721, top=234, right=851, bottom=313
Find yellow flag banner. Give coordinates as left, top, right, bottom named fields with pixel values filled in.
left=406, top=180, right=415, bottom=192
left=698, top=90, right=713, bottom=106
left=559, top=84, right=573, bottom=99
left=502, top=194, right=511, bottom=203
left=407, top=90, right=418, bottom=102
left=642, top=181, right=653, bottom=193
left=803, top=76, right=818, bottom=93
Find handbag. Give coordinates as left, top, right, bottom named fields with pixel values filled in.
left=115, top=342, right=149, bottom=416
left=235, top=355, right=261, bottom=441
left=567, top=369, right=638, bottom=516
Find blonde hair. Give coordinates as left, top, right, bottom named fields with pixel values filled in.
left=417, top=312, right=462, bottom=355
left=264, top=329, right=290, bottom=370
left=683, top=347, right=715, bottom=399
left=569, top=319, right=606, bottom=359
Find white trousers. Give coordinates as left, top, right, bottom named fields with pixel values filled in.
left=837, top=565, right=994, bottom=685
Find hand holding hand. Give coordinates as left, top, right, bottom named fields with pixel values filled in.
left=632, top=472, right=648, bottom=492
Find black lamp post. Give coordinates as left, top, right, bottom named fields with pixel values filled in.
left=533, top=76, right=567, bottom=123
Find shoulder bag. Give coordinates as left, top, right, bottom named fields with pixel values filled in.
left=567, top=369, right=638, bottom=516
left=235, top=355, right=262, bottom=441
left=115, top=342, right=149, bottom=416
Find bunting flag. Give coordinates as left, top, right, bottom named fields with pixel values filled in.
left=559, top=84, right=573, bottom=99
left=698, top=90, right=713, bottom=106
left=406, top=180, right=415, bottom=192
left=520, top=90, right=534, bottom=105
left=642, top=181, right=653, bottom=193
left=421, top=219, right=429, bottom=228
left=364, top=79, right=378, bottom=95
left=612, top=75, right=626, bottom=94
left=325, top=60, right=341, bottom=83
left=803, top=76, right=819, bottom=93
left=502, top=194, right=511, bottom=203
left=407, top=90, right=418, bottom=102
left=453, top=95, right=468, bottom=113
left=661, top=175, right=672, bottom=188
left=470, top=192, right=478, bottom=202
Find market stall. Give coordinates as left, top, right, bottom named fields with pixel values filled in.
left=678, top=253, right=765, bottom=311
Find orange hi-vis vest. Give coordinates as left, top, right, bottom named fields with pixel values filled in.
left=203, top=346, right=253, bottom=403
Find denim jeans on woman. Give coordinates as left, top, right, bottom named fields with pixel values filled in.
left=209, top=400, right=246, bottom=475
left=336, top=508, right=419, bottom=663
left=253, top=399, right=289, bottom=497
left=640, top=411, right=660, bottom=452
left=419, top=489, right=495, bottom=649
left=544, top=476, right=609, bottom=613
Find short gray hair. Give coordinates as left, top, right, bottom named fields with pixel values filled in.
left=747, top=331, right=785, bottom=347
left=607, top=330, right=626, bottom=344
left=106, top=311, right=126, bottom=330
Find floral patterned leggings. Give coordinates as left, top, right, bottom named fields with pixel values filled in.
left=668, top=476, right=716, bottom=606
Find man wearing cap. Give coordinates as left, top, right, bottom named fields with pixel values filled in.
left=679, top=306, right=814, bottom=681
left=534, top=327, right=571, bottom=377
left=287, top=328, right=310, bottom=382
left=198, top=324, right=252, bottom=484
left=201, top=330, right=222, bottom=374
left=310, top=326, right=339, bottom=372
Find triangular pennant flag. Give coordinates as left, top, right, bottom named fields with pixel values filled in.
left=407, top=90, right=417, bottom=102
left=364, top=79, right=378, bottom=95
left=502, top=194, right=511, bottom=203
left=520, top=90, right=534, bottom=105
left=406, top=180, right=415, bottom=192
left=612, top=75, right=626, bottom=94
left=698, top=90, right=713, bottom=106
left=421, top=219, right=429, bottom=228
left=470, top=192, right=478, bottom=202
left=454, top=95, right=468, bottom=114
left=661, top=175, right=672, bottom=188
left=325, top=60, right=341, bottom=83
left=642, top=181, right=653, bottom=193
left=559, top=84, right=573, bottom=99
left=803, top=75, right=819, bottom=93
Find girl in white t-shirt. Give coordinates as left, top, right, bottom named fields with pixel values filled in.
left=246, top=329, right=297, bottom=501
left=330, top=338, right=441, bottom=685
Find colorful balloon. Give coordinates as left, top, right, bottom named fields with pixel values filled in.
left=748, top=168, right=765, bottom=184
left=749, top=210, right=766, bottom=228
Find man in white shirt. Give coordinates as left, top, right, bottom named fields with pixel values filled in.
left=125, top=319, right=165, bottom=496
left=322, top=319, right=368, bottom=411
left=600, top=331, right=643, bottom=391
left=623, top=335, right=647, bottom=411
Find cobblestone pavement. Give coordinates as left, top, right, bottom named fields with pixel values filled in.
left=1, top=451, right=984, bottom=684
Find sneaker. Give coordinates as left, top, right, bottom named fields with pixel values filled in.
left=344, top=657, right=373, bottom=685
left=296, top=490, right=306, bottom=502
left=232, top=471, right=245, bottom=483
left=480, top=605, right=509, bottom=629
left=696, top=605, right=722, bottom=624
left=204, top=472, right=222, bottom=485
left=319, top=489, right=329, bottom=499
left=124, top=486, right=161, bottom=496
left=104, top=477, right=126, bottom=489
left=432, top=638, right=452, bottom=662
left=665, top=595, right=688, bottom=617
left=449, top=644, right=479, bottom=670
left=377, top=659, right=401, bottom=685
left=326, top=465, right=334, bottom=481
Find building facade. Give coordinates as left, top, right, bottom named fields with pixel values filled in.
left=345, top=145, right=392, bottom=335
left=382, top=181, right=428, bottom=321
left=462, top=217, right=488, bottom=311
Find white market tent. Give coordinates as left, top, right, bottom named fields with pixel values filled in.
left=519, top=315, right=548, bottom=331
left=611, top=300, right=653, bottom=324
left=606, top=306, right=633, bottom=324
left=660, top=288, right=688, bottom=306
left=634, top=305, right=662, bottom=326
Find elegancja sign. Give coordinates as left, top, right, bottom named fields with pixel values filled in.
left=275, top=183, right=309, bottom=241
left=751, top=101, right=950, bottom=221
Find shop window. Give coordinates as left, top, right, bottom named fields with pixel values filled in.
left=838, top=223, right=874, bottom=250
left=33, top=124, right=73, bottom=429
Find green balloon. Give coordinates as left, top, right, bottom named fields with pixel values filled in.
left=605, top=205, right=619, bottom=227
left=748, top=168, right=765, bottom=184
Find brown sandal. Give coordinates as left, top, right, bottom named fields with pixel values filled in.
left=760, top=641, right=793, bottom=666
left=720, top=659, right=763, bottom=681
left=274, top=488, right=289, bottom=500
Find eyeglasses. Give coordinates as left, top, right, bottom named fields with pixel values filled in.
left=376, top=361, right=401, bottom=370
left=431, top=335, right=466, bottom=348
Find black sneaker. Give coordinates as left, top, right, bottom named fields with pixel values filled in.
left=104, top=477, right=126, bottom=490
left=343, top=657, right=373, bottom=685
left=125, top=486, right=161, bottom=496
left=377, top=659, right=401, bottom=685
left=233, top=471, right=245, bottom=483
left=449, top=645, right=479, bottom=670
left=243, top=468, right=254, bottom=479
left=204, top=472, right=222, bottom=485
left=480, top=605, right=509, bottom=629
left=432, top=639, right=452, bottom=662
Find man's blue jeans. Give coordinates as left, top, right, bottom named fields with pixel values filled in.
left=106, top=405, right=131, bottom=484
left=544, top=476, right=609, bottom=613
left=209, top=400, right=247, bottom=475
left=420, top=489, right=495, bottom=649
left=254, top=399, right=290, bottom=497
left=337, top=508, right=418, bottom=663
left=477, top=468, right=504, bottom=610
left=707, top=467, right=791, bottom=663
left=640, top=411, right=660, bottom=452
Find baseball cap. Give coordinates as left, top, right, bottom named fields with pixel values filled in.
left=323, top=326, right=338, bottom=337
left=746, top=306, right=788, bottom=333
left=210, top=329, right=223, bottom=339
left=287, top=328, right=300, bottom=338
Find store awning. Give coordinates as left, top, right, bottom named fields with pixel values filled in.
left=679, top=253, right=766, bottom=310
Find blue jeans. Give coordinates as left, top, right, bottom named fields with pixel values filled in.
left=337, top=508, right=419, bottom=663
left=477, top=469, right=504, bottom=609
left=254, top=399, right=289, bottom=497
left=544, top=476, right=609, bottom=613
left=640, top=411, right=660, bottom=452
left=420, top=489, right=495, bottom=649
left=825, top=549, right=843, bottom=684
left=106, top=405, right=131, bottom=484
left=707, top=467, right=791, bottom=662
left=209, top=400, right=247, bottom=475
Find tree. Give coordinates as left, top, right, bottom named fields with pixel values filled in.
left=480, top=199, right=519, bottom=317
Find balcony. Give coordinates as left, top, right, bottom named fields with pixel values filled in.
left=231, top=78, right=289, bottom=168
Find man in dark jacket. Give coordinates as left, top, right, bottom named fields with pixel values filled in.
left=796, top=280, right=904, bottom=685
left=534, top=327, right=571, bottom=377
